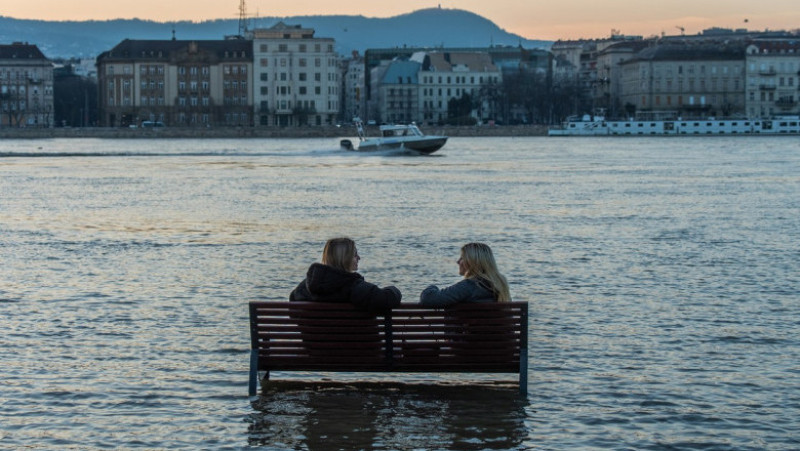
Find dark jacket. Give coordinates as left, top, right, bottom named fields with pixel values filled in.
left=419, top=277, right=497, bottom=307
left=289, top=263, right=402, bottom=313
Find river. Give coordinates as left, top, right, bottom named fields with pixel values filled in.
left=1, top=136, right=798, bottom=449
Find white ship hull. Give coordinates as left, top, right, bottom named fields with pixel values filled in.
left=549, top=116, right=800, bottom=136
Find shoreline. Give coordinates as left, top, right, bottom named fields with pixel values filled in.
left=0, top=125, right=548, bottom=139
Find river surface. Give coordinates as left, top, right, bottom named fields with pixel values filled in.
left=1, top=136, right=798, bottom=450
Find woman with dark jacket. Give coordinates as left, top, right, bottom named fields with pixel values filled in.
left=290, top=237, right=402, bottom=312
left=420, top=242, right=511, bottom=307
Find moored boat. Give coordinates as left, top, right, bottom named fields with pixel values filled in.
left=548, top=114, right=800, bottom=136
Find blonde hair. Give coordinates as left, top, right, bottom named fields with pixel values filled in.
left=460, top=242, right=511, bottom=302
left=321, top=237, right=357, bottom=272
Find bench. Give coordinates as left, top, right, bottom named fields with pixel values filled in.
left=248, top=301, right=529, bottom=396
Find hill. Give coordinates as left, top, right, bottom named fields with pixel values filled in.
left=0, top=8, right=551, bottom=59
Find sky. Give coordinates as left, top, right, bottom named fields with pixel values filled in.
left=2, top=0, right=800, bottom=41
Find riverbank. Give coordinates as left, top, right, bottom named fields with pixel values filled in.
left=0, top=124, right=547, bottom=139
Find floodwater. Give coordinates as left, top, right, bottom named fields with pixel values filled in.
left=1, top=136, right=798, bottom=449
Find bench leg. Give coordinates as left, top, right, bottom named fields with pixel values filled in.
left=519, top=351, right=528, bottom=396
left=249, top=350, right=259, bottom=397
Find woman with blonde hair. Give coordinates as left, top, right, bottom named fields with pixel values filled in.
left=290, top=237, right=402, bottom=312
left=420, top=242, right=511, bottom=306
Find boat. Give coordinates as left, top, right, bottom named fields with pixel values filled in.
left=340, top=121, right=447, bottom=154
left=548, top=114, right=800, bottom=136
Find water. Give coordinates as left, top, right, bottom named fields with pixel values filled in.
left=1, top=136, right=798, bottom=450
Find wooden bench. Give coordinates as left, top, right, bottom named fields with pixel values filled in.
left=249, top=301, right=529, bottom=396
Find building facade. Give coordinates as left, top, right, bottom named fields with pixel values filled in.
left=343, top=51, right=365, bottom=122
left=251, top=23, right=339, bottom=127
left=0, top=43, right=54, bottom=128
left=419, top=51, right=502, bottom=124
left=96, top=39, right=252, bottom=127
left=745, top=40, right=800, bottom=118
left=619, top=43, right=747, bottom=120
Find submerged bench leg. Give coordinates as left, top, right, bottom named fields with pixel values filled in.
left=519, top=352, right=528, bottom=396
left=249, top=350, right=259, bottom=397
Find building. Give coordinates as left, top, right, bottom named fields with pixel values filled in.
left=366, top=51, right=503, bottom=125
left=0, top=42, right=54, bottom=128
left=593, top=39, right=651, bottom=117
left=251, top=23, right=339, bottom=127
left=618, top=42, right=747, bottom=120
left=364, top=47, right=550, bottom=124
left=343, top=51, right=365, bottom=122
left=419, top=51, right=502, bottom=124
left=96, top=39, right=252, bottom=127
left=377, top=58, right=421, bottom=124
left=745, top=40, right=800, bottom=118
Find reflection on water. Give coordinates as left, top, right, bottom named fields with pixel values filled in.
left=248, top=382, right=529, bottom=450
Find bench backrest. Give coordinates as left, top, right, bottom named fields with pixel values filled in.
left=249, top=301, right=529, bottom=373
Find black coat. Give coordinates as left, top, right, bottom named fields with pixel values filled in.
left=289, top=263, right=402, bottom=313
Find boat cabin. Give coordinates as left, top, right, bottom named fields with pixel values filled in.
left=380, top=124, right=424, bottom=138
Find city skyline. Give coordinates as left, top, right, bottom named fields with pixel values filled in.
left=2, top=0, right=799, bottom=41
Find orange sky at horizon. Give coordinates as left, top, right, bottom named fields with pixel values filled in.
left=2, top=1, right=799, bottom=41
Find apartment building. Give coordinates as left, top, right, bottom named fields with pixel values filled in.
left=0, top=42, right=54, bottom=127
left=745, top=40, right=800, bottom=118
left=343, top=51, right=365, bottom=122
left=619, top=43, right=747, bottom=120
left=377, top=59, right=421, bottom=124
left=366, top=51, right=502, bottom=125
left=252, top=22, right=339, bottom=127
left=420, top=52, right=502, bottom=124
left=363, top=47, right=550, bottom=124
left=593, top=40, right=651, bottom=117
left=96, top=39, right=252, bottom=127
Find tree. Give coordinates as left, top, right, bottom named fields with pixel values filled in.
left=2, top=88, right=26, bottom=127
left=54, top=74, right=98, bottom=127
left=446, top=93, right=476, bottom=125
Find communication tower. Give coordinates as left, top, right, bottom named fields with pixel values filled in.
left=238, top=0, right=248, bottom=37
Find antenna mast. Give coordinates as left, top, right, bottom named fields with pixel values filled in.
left=238, top=0, right=248, bottom=36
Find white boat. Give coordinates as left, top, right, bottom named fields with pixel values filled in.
left=340, top=122, right=447, bottom=155
left=548, top=114, right=800, bottom=136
